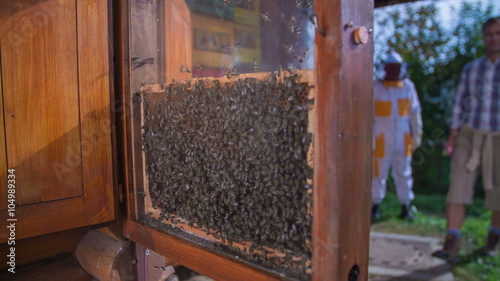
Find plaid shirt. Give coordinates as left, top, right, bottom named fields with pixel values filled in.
left=451, top=57, right=500, bottom=132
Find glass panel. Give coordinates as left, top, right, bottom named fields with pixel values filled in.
left=129, top=1, right=316, bottom=279
left=187, top=0, right=315, bottom=78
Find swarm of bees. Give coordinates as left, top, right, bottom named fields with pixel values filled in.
left=141, top=71, right=314, bottom=279
left=180, top=65, right=191, bottom=73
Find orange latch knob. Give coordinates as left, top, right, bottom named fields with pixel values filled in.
left=353, top=26, right=369, bottom=44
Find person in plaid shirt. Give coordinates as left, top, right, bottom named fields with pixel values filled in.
left=432, top=16, right=500, bottom=262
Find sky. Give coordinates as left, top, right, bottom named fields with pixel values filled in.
left=376, top=0, right=500, bottom=29
left=374, top=0, right=500, bottom=62
left=431, top=0, right=500, bottom=28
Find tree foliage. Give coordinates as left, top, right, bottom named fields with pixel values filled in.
left=374, top=1, right=496, bottom=194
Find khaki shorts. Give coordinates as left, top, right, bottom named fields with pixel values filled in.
left=447, top=126, right=500, bottom=211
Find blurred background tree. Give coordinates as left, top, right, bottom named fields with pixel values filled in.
left=374, top=0, right=495, bottom=195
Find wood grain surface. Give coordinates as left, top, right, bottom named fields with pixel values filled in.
left=0, top=0, right=83, bottom=206
left=0, top=0, right=115, bottom=241
left=313, top=0, right=373, bottom=280
left=77, top=0, right=115, bottom=226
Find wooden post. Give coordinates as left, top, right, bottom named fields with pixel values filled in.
left=313, top=0, right=373, bottom=280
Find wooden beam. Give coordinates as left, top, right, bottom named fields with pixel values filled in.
left=124, top=219, right=281, bottom=281
left=313, top=0, right=373, bottom=280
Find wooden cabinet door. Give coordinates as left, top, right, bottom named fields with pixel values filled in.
left=0, top=0, right=115, bottom=242
left=117, top=0, right=373, bottom=280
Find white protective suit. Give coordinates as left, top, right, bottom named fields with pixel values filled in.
left=372, top=78, right=423, bottom=205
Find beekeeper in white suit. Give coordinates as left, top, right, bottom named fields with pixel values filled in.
left=372, top=50, right=423, bottom=220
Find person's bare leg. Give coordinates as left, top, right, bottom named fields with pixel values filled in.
left=491, top=211, right=500, bottom=228
left=447, top=202, right=466, bottom=230
left=432, top=202, right=465, bottom=261
left=483, top=211, right=500, bottom=255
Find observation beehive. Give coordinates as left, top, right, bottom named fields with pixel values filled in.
left=138, top=70, right=315, bottom=279
left=122, top=0, right=372, bottom=280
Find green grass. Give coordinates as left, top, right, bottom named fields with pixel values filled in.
left=371, top=193, right=500, bottom=280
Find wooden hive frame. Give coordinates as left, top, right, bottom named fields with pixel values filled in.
left=135, top=70, right=316, bottom=279
left=115, top=0, right=373, bottom=280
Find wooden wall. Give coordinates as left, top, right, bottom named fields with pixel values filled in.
left=0, top=0, right=115, bottom=243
